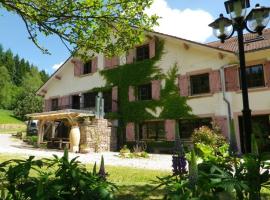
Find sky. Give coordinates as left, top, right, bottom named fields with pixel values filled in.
left=0, top=0, right=269, bottom=75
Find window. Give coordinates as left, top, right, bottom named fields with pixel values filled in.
left=72, top=95, right=80, bottom=109
left=136, top=44, right=150, bottom=61
left=239, top=64, right=265, bottom=88
left=179, top=118, right=212, bottom=139
left=83, top=92, right=97, bottom=108
left=138, top=83, right=152, bottom=100
left=190, top=73, right=210, bottom=95
left=139, top=121, right=165, bottom=140
left=83, top=60, right=92, bottom=74
left=103, top=90, right=112, bottom=113
left=51, top=98, right=59, bottom=111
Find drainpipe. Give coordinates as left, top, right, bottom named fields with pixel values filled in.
left=220, top=66, right=232, bottom=141
left=220, top=64, right=239, bottom=153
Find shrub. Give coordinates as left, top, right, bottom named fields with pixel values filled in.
left=156, top=135, right=270, bottom=200
left=0, top=149, right=116, bottom=200
left=192, top=126, right=227, bottom=148
left=119, top=145, right=149, bottom=159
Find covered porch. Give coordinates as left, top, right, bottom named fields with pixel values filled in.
left=27, top=109, right=95, bottom=152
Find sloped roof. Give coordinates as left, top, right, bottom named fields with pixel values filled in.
left=207, top=28, right=270, bottom=53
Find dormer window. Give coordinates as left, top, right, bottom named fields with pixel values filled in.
left=83, top=61, right=92, bottom=74
left=136, top=44, right=150, bottom=61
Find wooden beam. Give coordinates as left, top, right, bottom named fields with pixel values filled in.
left=55, top=75, right=61, bottom=80
left=218, top=53, right=224, bottom=60
left=183, top=43, right=190, bottom=50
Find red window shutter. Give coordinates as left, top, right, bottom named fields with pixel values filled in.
left=112, top=86, right=118, bottom=112
left=151, top=80, right=161, bottom=100
left=149, top=38, right=156, bottom=58
left=213, top=116, right=228, bottom=138
left=178, top=75, right=189, bottom=97
left=128, top=86, right=135, bottom=102
left=264, top=61, right=270, bottom=87
left=224, top=67, right=239, bottom=91
left=92, top=57, right=98, bottom=73
left=72, top=59, right=83, bottom=76
left=111, top=56, right=119, bottom=67
left=44, top=99, right=51, bottom=112
left=210, top=70, right=221, bottom=93
left=165, top=120, right=175, bottom=141
left=60, top=96, right=70, bottom=109
left=126, top=122, right=135, bottom=141
left=126, top=49, right=135, bottom=64
left=104, top=57, right=112, bottom=69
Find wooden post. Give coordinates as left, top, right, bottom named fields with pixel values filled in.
left=37, top=120, right=45, bottom=146
left=51, top=121, right=56, bottom=138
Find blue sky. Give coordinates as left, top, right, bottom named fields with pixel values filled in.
left=0, top=0, right=269, bottom=74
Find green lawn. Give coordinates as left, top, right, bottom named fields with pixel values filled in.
left=0, top=109, right=24, bottom=124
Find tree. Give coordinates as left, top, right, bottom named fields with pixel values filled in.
left=21, top=67, right=43, bottom=92
left=0, top=0, right=158, bottom=56
left=13, top=92, right=43, bottom=121
left=39, top=70, right=49, bottom=83
left=0, top=65, right=14, bottom=108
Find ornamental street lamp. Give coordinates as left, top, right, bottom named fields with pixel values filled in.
left=209, top=0, right=270, bottom=153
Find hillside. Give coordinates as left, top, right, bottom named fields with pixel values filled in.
left=0, top=44, right=49, bottom=120
left=0, top=109, right=24, bottom=124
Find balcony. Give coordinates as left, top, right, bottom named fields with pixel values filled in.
left=50, top=103, right=112, bottom=113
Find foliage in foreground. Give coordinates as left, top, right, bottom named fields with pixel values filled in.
left=0, top=150, right=115, bottom=200
left=0, top=0, right=158, bottom=56
left=157, top=126, right=270, bottom=200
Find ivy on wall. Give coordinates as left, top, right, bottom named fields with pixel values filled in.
left=97, top=37, right=193, bottom=124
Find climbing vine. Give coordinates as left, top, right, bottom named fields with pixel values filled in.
left=91, top=37, right=193, bottom=144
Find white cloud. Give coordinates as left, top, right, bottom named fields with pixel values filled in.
left=52, top=61, right=64, bottom=70
left=146, top=0, right=214, bottom=42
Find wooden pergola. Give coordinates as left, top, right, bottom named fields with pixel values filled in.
left=27, top=109, right=95, bottom=146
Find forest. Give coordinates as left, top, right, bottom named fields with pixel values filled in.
left=0, top=44, right=49, bottom=120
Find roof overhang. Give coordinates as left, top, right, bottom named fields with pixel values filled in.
left=26, top=109, right=95, bottom=121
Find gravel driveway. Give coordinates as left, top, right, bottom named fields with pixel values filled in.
left=0, top=134, right=172, bottom=171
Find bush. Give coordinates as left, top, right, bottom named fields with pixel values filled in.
left=119, top=144, right=149, bottom=159
left=192, top=126, right=227, bottom=148
left=0, top=149, right=116, bottom=200
left=156, top=135, right=270, bottom=199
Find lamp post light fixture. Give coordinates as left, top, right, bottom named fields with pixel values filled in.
left=209, top=0, right=270, bottom=153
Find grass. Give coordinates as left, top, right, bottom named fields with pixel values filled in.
left=87, top=164, right=170, bottom=199
left=0, top=109, right=24, bottom=125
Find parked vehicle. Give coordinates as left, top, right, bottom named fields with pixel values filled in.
left=26, top=120, right=38, bottom=135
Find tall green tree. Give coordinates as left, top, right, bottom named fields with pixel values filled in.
left=0, top=0, right=158, bottom=56
left=0, top=65, right=13, bottom=108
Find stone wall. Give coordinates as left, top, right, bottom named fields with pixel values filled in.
left=79, top=118, right=117, bottom=152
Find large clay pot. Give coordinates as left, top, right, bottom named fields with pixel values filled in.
left=70, top=126, right=80, bottom=152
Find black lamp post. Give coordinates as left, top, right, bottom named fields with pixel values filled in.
left=209, top=0, right=270, bottom=153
